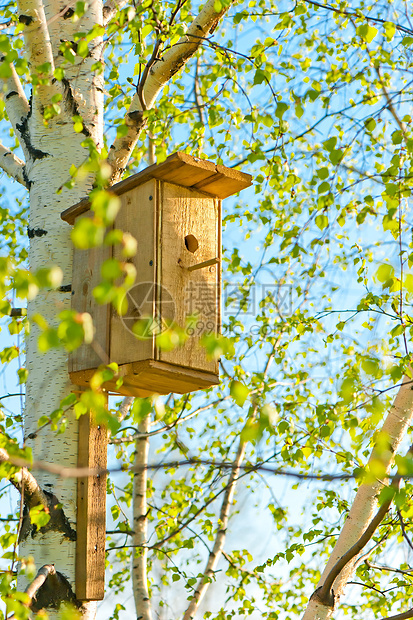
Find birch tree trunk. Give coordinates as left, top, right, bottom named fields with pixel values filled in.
left=17, top=0, right=104, bottom=612
left=302, top=376, right=413, bottom=620
left=133, top=414, right=152, bottom=620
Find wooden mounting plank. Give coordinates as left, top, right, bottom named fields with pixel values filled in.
left=61, top=152, right=252, bottom=224
left=76, top=411, right=108, bottom=601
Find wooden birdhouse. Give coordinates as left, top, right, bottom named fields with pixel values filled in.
left=61, top=152, right=252, bottom=397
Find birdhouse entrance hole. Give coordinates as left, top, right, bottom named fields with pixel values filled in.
left=185, top=234, right=199, bottom=253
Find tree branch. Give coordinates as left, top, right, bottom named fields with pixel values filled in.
left=16, top=0, right=59, bottom=106
left=182, top=437, right=247, bottom=620
left=302, top=0, right=413, bottom=36
left=0, top=62, right=30, bottom=155
left=8, top=564, right=56, bottom=620
left=397, top=509, right=413, bottom=553
left=132, top=413, right=152, bottom=620
left=0, top=144, right=28, bottom=187
left=302, top=375, right=413, bottom=620
left=107, top=0, right=236, bottom=182
left=26, top=564, right=56, bottom=600
left=366, top=560, right=413, bottom=577
left=102, top=0, right=130, bottom=26
left=314, top=477, right=400, bottom=605
left=374, top=66, right=407, bottom=138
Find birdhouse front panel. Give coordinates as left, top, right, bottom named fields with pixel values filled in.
left=158, top=181, right=220, bottom=374
left=61, top=152, right=252, bottom=396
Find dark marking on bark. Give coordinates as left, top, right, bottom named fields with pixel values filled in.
left=22, top=165, right=32, bottom=189
left=61, top=78, right=91, bottom=137
left=31, top=570, right=78, bottom=612
left=19, top=489, right=77, bottom=543
left=310, top=586, right=335, bottom=608
left=27, top=227, right=47, bottom=238
left=58, top=284, right=72, bottom=293
left=18, top=14, right=33, bottom=25
left=5, top=90, right=18, bottom=99
left=128, top=110, right=145, bottom=126
left=63, top=7, right=74, bottom=18
left=10, top=307, right=25, bottom=317
left=16, top=112, right=50, bottom=161
left=102, top=5, right=111, bottom=19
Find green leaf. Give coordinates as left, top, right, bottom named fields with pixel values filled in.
left=364, top=117, right=376, bottom=132
left=131, top=398, right=152, bottom=424
left=339, top=377, right=356, bottom=405
left=29, top=504, right=51, bottom=530
left=357, top=24, right=378, bottom=43
left=230, top=380, right=250, bottom=406
left=375, top=263, right=395, bottom=283
left=315, top=214, right=328, bottom=230
left=90, top=190, right=120, bottom=225
left=404, top=273, right=413, bottom=293
left=77, top=40, right=89, bottom=58
left=318, top=182, right=330, bottom=195
left=384, top=21, right=396, bottom=41
left=101, top=258, right=122, bottom=280
left=71, top=217, right=105, bottom=249
left=275, top=102, right=289, bottom=119
left=38, top=328, right=60, bottom=352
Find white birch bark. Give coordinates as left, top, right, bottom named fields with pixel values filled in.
left=0, top=64, right=31, bottom=157
left=0, top=144, right=27, bottom=186
left=17, top=0, right=103, bottom=614
left=102, top=0, right=130, bottom=25
left=17, top=0, right=61, bottom=108
left=132, top=414, right=152, bottom=620
left=302, top=376, right=413, bottom=620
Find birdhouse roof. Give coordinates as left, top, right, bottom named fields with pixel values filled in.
left=61, top=151, right=252, bottom=224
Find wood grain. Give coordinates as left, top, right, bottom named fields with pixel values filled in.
left=158, top=182, right=219, bottom=375
left=70, top=214, right=111, bottom=373
left=110, top=180, right=157, bottom=365
left=76, top=411, right=108, bottom=601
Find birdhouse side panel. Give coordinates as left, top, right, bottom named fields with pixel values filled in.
left=158, top=181, right=219, bottom=374
left=70, top=217, right=112, bottom=373
left=110, top=179, right=157, bottom=366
